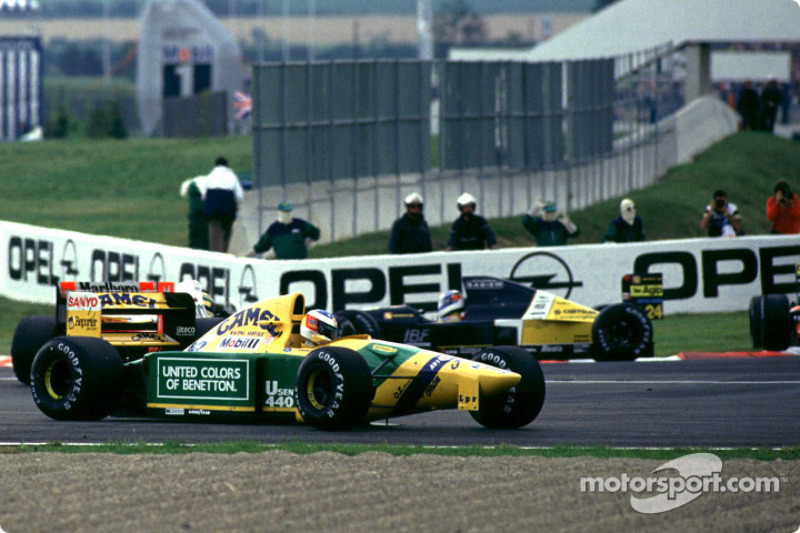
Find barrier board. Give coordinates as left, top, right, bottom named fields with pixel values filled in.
left=2, top=220, right=799, bottom=315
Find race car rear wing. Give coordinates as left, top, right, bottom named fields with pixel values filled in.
left=55, top=281, right=197, bottom=346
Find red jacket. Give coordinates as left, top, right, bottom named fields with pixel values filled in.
left=767, top=194, right=800, bottom=234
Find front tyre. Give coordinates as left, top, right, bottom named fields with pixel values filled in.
left=470, top=346, right=546, bottom=429
left=295, top=347, right=374, bottom=430
left=30, top=336, right=124, bottom=421
left=592, top=303, right=653, bottom=361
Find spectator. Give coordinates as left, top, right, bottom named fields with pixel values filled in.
left=700, top=189, right=741, bottom=238
left=760, top=78, right=782, bottom=132
left=247, top=201, right=321, bottom=259
left=602, top=198, right=645, bottom=243
left=203, top=156, right=244, bottom=253
left=767, top=180, right=800, bottom=234
left=388, top=192, right=433, bottom=254
left=522, top=198, right=579, bottom=246
left=445, top=193, right=496, bottom=251
left=179, top=174, right=209, bottom=250
left=737, top=81, right=760, bottom=131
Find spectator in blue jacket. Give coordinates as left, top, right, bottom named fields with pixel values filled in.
left=202, top=156, right=244, bottom=253
left=445, top=193, right=497, bottom=251
left=388, top=192, right=433, bottom=254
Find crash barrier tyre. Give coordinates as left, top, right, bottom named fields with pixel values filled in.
left=196, top=317, right=226, bottom=338
left=295, top=346, right=375, bottom=430
left=333, top=310, right=382, bottom=338
left=30, top=336, right=124, bottom=421
left=470, top=346, right=546, bottom=429
left=591, top=303, right=653, bottom=361
left=11, top=316, right=57, bottom=385
left=750, top=294, right=791, bottom=351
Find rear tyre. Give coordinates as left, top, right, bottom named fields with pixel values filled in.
left=333, top=310, right=381, bottom=338
left=749, top=296, right=764, bottom=348
left=295, top=347, right=375, bottom=430
left=30, top=336, right=123, bottom=421
left=11, top=316, right=57, bottom=385
left=470, top=346, right=546, bottom=429
left=592, top=303, right=653, bottom=361
left=760, top=294, right=791, bottom=351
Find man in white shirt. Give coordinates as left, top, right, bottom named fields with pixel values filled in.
left=202, top=156, right=244, bottom=253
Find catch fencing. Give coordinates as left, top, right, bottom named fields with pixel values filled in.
left=251, top=44, right=681, bottom=243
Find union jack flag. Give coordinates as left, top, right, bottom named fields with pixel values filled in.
left=234, top=91, right=252, bottom=120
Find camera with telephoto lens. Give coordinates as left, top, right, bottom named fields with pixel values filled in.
left=714, top=198, right=726, bottom=209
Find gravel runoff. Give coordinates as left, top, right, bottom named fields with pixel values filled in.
left=0, top=452, right=798, bottom=533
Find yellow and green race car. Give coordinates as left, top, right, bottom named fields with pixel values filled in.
left=29, top=292, right=546, bottom=430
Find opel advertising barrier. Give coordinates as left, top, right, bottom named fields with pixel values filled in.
left=2, top=220, right=799, bottom=315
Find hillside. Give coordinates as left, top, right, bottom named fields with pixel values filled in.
left=309, top=131, right=800, bottom=257
left=0, top=131, right=796, bottom=256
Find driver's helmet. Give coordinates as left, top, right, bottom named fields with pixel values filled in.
left=300, top=309, right=339, bottom=345
left=437, top=290, right=465, bottom=322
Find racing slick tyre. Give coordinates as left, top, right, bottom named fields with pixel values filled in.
left=591, top=303, right=653, bottom=362
left=295, top=347, right=375, bottom=430
left=752, top=294, right=792, bottom=351
left=333, top=310, right=382, bottom=338
left=470, top=346, right=546, bottom=429
left=11, top=316, right=57, bottom=385
left=749, top=296, right=763, bottom=348
left=30, top=336, right=124, bottom=421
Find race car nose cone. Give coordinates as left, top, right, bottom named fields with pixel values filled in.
left=479, top=370, right=521, bottom=395
left=458, top=367, right=521, bottom=411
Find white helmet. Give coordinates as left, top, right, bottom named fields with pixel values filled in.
left=438, top=290, right=465, bottom=322
left=404, top=192, right=424, bottom=206
left=457, top=192, right=476, bottom=207
left=300, top=309, right=338, bottom=345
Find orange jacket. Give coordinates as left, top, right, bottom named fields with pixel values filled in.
left=767, top=194, right=800, bottom=234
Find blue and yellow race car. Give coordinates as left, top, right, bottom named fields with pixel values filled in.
left=29, top=291, right=546, bottom=430
left=335, top=276, right=655, bottom=362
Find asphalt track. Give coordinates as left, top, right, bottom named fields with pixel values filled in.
left=2, top=356, right=799, bottom=448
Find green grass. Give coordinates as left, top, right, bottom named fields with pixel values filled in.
left=309, top=131, right=800, bottom=257
left=0, top=136, right=251, bottom=246
left=3, top=440, right=799, bottom=460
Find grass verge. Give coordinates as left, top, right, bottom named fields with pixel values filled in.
left=2, top=440, right=798, bottom=460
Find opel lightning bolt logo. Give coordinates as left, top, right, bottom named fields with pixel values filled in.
left=147, top=252, right=167, bottom=283
left=509, top=251, right=582, bottom=298
left=238, top=264, right=258, bottom=309
left=60, top=239, right=79, bottom=281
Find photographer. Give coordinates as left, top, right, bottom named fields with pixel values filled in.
left=701, top=189, right=742, bottom=238
left=767, top=180, right=800, bottom=234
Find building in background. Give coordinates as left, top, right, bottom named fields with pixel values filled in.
left=136, top=0, right=245, bottom=136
